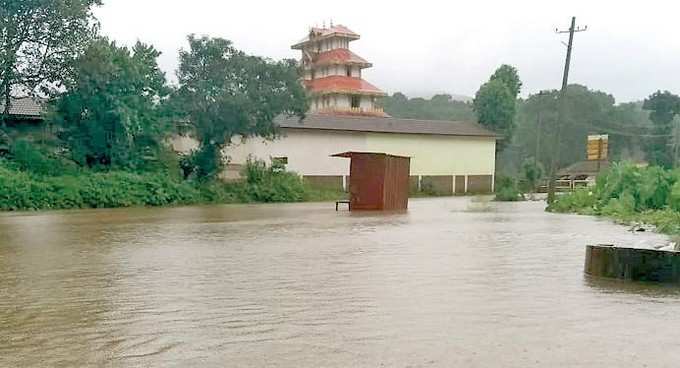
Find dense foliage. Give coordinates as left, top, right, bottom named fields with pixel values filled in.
left=0, top=146, right=334, bottom=211
left=379, top=93, right=475, bottom=121
left=642, top=90, right=680, bottom=168
left=0, top=0, right=100, bottom=123
left=494, top=176, right=522, bottom=202
left=548, top=162, right=680, bottom=234
left=52, top=38, right=172, bottom=169
left=500, top=85, right=654, bottom=175
left=172, top=35, right=308, bottom=179
left=474, top=64, right=522, bottom=148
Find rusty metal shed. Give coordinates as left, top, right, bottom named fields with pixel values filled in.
left=332, top=152, right=410, bottom=211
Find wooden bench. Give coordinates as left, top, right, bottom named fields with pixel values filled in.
left=335, top=200, right=350, bottom=211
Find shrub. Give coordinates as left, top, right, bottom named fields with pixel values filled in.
left=494, top=176, right=522, bottom=202
left=9, top=139, right=79, bottom=176
left=241, top=158, right=305, bottom=202
left=520, top=158, right=543, bottom=192
left=548, top=188, right=598, bottom=215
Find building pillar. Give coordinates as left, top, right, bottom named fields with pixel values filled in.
left=464, top=175, right=469, bottom=194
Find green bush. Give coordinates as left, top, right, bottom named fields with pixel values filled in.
left=548, top=188, right=598, bottom=215
left=240, top=158, right=305, bottom=202
left=9, top=139, right=79, bottom=176
left=494, top=176, right=523, bottom=202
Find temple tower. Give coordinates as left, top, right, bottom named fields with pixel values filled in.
left=292, top=24, right=387, bottom=117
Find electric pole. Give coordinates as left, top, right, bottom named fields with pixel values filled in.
left=547, top=17, right=588, bottom=204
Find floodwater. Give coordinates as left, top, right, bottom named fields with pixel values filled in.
left=1, top=198, right=680, bottom=368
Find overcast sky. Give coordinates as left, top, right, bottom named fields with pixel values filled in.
left=95, top=0, right=680, bottom=103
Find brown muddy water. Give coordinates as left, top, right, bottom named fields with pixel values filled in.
left=1, top=197, right=680, bottom=367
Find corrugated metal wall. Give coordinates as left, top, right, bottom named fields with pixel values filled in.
left=347, top=153, right=409, bottom=211
left=349, top=154, right=386, bottom=210
left=382, top=156, right=410, bottom=210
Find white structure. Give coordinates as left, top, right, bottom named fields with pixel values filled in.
left=173, top=24, right=498, bottom=194
left=292, top=24, right=387, bottom=116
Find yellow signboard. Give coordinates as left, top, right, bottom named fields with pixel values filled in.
left=587, top=134, right=608, bottom=160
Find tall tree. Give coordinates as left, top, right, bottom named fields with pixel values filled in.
left=474, top=65, right=522, bottom=148
left=52, top=38, right=171, bottom=169
left=173, top=35, right=308, bottom=179
left=474, top=79, right=517, bottom=146
left=490, top=64, right=522, bottom=98
left=0, top=0, right=101, bottom=126
left=643, top=90, right=680, bottom=168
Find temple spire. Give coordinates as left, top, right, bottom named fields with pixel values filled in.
left=292, top=24, right=388, bottom=117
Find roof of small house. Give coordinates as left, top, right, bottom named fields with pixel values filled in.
left=0, top=97, right=43, bottom=119
left=304, top=76, right=385, bottom=96
left=558, top=160, right=610, bottom=176
left=275, top=114, right=498, bottom=138
left=332, top=151, right=410, bottom=159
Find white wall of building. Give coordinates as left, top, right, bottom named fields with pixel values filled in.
left=222, top=128, right=496, bottom=177
left=226, top=129, right=368, bottom=176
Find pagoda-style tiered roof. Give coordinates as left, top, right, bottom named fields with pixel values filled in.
left=313, top=49, right=371, bottom=68
left=292, top=25, right=360, bottom=49
left=304, top=76, right=385, bottom=96
left=294, top=23, right=386, bottom=117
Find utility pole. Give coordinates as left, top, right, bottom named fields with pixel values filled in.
left=547, top=17, right=588, bottom=204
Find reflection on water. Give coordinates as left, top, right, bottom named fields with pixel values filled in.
left=1, top=198, right=680, bottom=367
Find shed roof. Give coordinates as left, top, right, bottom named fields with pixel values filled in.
left=276, top=114, right=498, bottom=138
left=331, top=151, right=410, bottom=159
left=0, top=97, right=43, bottom=119
left=558, top=160, right=610, bottom=176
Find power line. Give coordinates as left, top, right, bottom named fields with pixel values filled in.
left=548, top=17, right=587, bottom=204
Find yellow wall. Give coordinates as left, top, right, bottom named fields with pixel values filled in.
left=365, top=133, right=496, bottom=176
left=182, top=128, right=496, bottom=178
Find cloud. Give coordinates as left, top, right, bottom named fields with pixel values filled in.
left=95, top=0, right=680, bottom=102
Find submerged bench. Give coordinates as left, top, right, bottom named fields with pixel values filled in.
left=335, top=200, right=350, bottom=211
left=585, top=244, right=680, bottom=283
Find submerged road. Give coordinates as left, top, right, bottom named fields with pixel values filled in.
left=1, top=197, right=678, bottom=367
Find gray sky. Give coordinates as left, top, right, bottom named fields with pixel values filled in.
left=95, top=0, right=680, bottom=103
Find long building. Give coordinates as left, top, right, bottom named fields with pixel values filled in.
left=176, top=24, right=498, bottom=194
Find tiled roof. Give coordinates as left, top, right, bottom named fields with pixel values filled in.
left=558, top=160, right=610, bottom=176
left=275, top=114, right=498, bottom=138
left=311, top=24, right=359, bottom=37
left=292, top=24, right=360, bottom=49
left=0, top=97, right=43, bottom=118
left=304, top=76, right=385, bottom=96
left=314, top=48, right=370, bottom=67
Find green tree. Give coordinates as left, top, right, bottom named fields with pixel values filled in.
left=473, top=65, right=522, bottom=148
left=52, top=38, right=171, bottom=169
left=474, top=79, right=517, bottom=145
left=506, top=85, right=652, bottom=176
left=642, top=90, right=680, bottom=168
left=173, top=35, right=308, bottom=179
left=490, top=64, right=522, bottom=98
left=0, top=0, right=101, bottom=127
left=379, top=92, right=475, bottom=121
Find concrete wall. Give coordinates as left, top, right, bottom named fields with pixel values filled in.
left=174, top=128, right=496, bottom=194
left=585, top=245, right=680, bottom=283
left=365, top=133, right=496, bottom=176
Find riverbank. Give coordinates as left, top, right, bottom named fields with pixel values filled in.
left=0, top=161, right=345, bottom=212
left=548, top=162, right=680, bottom=236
